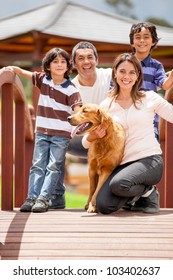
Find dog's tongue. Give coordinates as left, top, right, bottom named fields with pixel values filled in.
left=71, top=123, right=86, bottom=138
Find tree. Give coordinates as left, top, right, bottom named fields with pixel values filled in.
left=106, top=0, right=173, bottom=27
left=106, top=0, right=136, bottom=18
left=145, top=17, right=173, bottom=28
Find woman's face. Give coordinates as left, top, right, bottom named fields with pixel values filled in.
left=114, top=61, right=138, bottom=90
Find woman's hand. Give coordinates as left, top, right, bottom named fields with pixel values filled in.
left=87, top=125, right=106, bottom=142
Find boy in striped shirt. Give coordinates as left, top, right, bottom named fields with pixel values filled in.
left=7, top=48, right=82, bottom=212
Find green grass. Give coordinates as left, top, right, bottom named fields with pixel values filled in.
left=65, top=191, right=87, bottom=208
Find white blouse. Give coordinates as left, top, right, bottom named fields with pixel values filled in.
left=82, top=91, right=173, bottom=164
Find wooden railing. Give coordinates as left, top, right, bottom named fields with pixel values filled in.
left=0, top=68, right=35, bottom=210
left=0, top=68, right=173, bottom=209
left=158, top=87, right=173, bottom=208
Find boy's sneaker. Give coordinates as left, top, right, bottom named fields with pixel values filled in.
left=20, top=198, right=36, bottom=212
left=32, top=198, right=48, bottom=213
left=48, top=194, right=65, bottom=209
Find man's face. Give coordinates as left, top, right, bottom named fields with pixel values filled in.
left=73, top=48, right=98, bottom=77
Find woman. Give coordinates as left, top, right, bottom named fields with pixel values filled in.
left=82, top=53, right=173, bottom=214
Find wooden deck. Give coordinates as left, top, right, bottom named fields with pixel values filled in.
left=0, top=208, right=173, bottom=260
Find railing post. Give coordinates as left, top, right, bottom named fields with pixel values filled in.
left=24, top=105, right=35, bottom=200
left=165, top=121, right=173, bottom=207
left=1, top=84, right=14, bottom=210
left=157, top=141, right=166, bottom=208
left=15, top=101, right=25, bottom=207
left=0, top=68, right=34, bottom=210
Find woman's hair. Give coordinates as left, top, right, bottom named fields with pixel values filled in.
left=42, top=48, right=72, bottom=79
left=129, top=22, right=160, bottom=54
left=72, top=41, right=98, bottom=63
left=109, top=53, right=145, bottom=108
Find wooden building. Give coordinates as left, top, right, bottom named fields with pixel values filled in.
left=0, top=0, right=173, bottom=69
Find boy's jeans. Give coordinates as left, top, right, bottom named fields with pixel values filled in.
left=27, top=133, right=70, bottom=200
left=50, top=136, right=88, bottom=205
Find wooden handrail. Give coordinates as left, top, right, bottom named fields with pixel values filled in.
left=158, top=87, right=173, bottom=207
left=0, top=68, right=34, bottom=141
left=0, top=68, right=35, bottom=210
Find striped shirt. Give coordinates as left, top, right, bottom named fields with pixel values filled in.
left=141, top=55, right=167, bottom=92
left=32, top=72, right=83, bottom=138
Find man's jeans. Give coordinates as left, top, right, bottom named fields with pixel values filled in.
left=28, top=133, right=70, bottom=200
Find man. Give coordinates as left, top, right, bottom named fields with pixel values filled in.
left=68, top=41, right=112, bottom=157
left=49, top=41, right=112, bottom=208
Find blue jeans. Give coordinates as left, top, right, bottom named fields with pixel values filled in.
left=27, top=133, right=70, bottom=200
left=96, top=154, right=163, bottom=214
left=53, top=135, right=87, bottom=197
left=154, top=114, right=160, bottom=142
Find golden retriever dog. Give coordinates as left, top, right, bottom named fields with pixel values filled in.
left=67, top=103, right=126, bottom=213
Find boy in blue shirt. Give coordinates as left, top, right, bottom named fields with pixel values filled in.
left=129, top=22, right=173, bottom=141
left=128, top=22, right=173, bottom=211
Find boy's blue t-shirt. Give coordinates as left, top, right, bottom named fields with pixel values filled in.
left=141, top=55, right=167, bottom=92
left=140, top=55, right=167, bottom=140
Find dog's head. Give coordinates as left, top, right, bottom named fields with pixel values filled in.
left=67, top=103, right=110, bottom=137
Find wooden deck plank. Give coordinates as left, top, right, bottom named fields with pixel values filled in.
left=1, top=249, right=173, bottom=258
left=1, top=237, right=173, bottom=244
left=2, top=243, right=173, bottom=251
left=0, top=208, right=173, bottom=260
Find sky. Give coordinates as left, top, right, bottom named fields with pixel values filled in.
left=0, top=0, right=52, bottom=18
left=0, top=0, right=173, bottom=26
left=73, top=0, right=173, bottom=25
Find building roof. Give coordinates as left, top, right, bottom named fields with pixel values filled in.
left=0, top=0, right=173, bottom=67
left=1, top=0, right=173, bottom=44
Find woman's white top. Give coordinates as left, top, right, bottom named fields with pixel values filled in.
left=82, top=91, right=173, bottom=164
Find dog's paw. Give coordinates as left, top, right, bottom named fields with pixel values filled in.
left=87, top=202, right=96, bottom=213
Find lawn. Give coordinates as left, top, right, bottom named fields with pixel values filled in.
left=65, top=191, right=87, bottom=208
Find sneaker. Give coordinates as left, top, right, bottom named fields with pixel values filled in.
left=32, top=198, right=48, bottom=213
left=48, top=194, right=65, bottom=209
left=20, top=198, right=36, bottom=212
left=122, top=196, right=140, bottom=211
left=131, top=186, right=160, bottom=213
